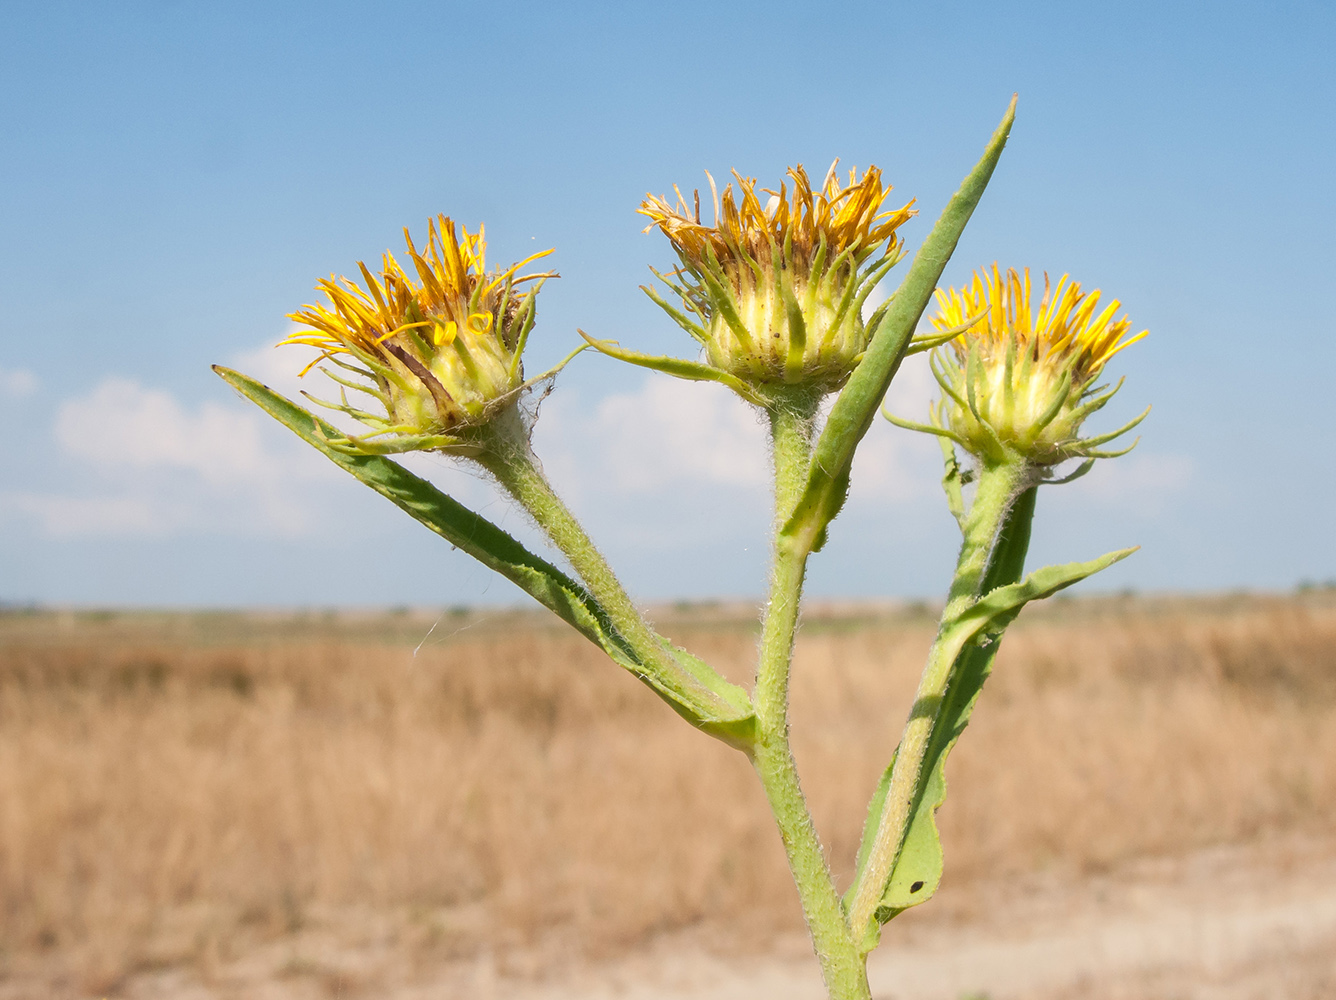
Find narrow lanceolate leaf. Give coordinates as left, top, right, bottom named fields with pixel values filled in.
left=845, top=487, right=1037, bottom=935
left=214, top=366, right=756, bottom=739
left=955, top=545, right=1137, bottom=643
left=865, top=538, right=1136, bottom=935
left=783, top=95, right=1017, bottom=550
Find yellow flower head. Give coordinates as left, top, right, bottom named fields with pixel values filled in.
left=282, top=215, right=554, bottom=453
left=637, top=162, right=916, bottom=392
left=925, top=265, right=1148, bottom=466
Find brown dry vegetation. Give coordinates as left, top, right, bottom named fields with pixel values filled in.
left=1, top=593, right=1334, bottom=995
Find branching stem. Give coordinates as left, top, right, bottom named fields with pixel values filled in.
left=474, top=409, right=744, bottom=726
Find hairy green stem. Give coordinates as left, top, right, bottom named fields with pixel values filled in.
left=755, top=398, right=818, bottom=729
left=474, top=411, right=738, bottom=724
left=941, top=460, right=1031, bottom=620
left=752, top=397, right=871, bottom=1000
left=751, top=742, right=871, bottom=1000
left=846, top=458, right=1030, bottom=939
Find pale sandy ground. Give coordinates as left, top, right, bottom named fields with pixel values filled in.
left=20, top=833, right=1336, bottom=1000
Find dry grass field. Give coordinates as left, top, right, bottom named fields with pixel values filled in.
left=1, top=591, right=1334, bottom=998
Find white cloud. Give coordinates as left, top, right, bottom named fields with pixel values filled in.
left=1056, top=451, right=1195, bottom=516
left=227, top=333, right=387, bottom=440
left=534, top=358, right=946, bottom=516
left=1, top=368, right=350, bottom=539
left=55, top=377, right=282, bottom=485
left=1, top=340, right=508, bottom=542
left=0, top=367, right=38, bottom=399
left=0, top=493, right=168, bottom=538
left=228, top=335, right=946, bottom=513
left=536, top=376, right=770, bottom=498
left=2, top=339, right=952, bottom=546
left=879, top=351, right=938, bottom=418
left=849, top=353, right=943, bottom=502
left=229, top=334, right=325, bottom=410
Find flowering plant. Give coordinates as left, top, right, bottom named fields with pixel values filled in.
left=217, top=95, right=1148, bottom=1000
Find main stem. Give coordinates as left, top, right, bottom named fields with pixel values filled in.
left=753, top=397, right=871, bottom=1000
left=846, top=458, right=1029, bottom=937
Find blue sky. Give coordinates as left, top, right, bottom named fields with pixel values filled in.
left=1, top=0, right=1332, bottom=606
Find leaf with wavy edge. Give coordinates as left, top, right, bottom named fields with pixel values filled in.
left=848, top=527, right=1136, bottom=947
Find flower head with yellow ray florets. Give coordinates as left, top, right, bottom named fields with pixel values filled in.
left=585, top=163, right=915, bottom=402
left=894, top=265, right=1149, bottom=470
left=281, top=216, right=558, bottom=455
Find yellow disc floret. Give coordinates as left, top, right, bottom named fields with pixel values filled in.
left=924, top=265, right=1148, bottom=467
left=282, top=216, right=553, bottom=454
left=638, top=162, right=916, bottom=392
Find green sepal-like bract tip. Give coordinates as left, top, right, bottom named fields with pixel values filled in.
left=578, top=330, right=773, bottom=407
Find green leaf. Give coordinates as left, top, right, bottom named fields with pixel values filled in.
left=213, top=365, right=756, bottom=739
left=958, top=545, right=1137, bottom=642
left=871, top=534, right=1136, bottom=928
left=782, top=95, right=1017, bottom=550
left=809, top=466, right=849, bottom=553
left=845, top=487, right=1035, bottom=935
left=979, top=486, right=1037, bottom=594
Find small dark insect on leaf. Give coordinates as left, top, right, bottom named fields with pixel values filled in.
left=910, top=880, right=925, bottom=893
